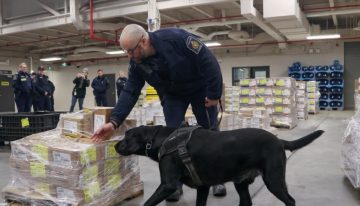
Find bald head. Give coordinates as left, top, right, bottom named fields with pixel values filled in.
left=120, top=24, right=147, bottom=48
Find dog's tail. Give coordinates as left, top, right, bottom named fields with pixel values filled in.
left=281, top=130, right=324, bottom=152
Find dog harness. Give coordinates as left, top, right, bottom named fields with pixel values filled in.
left=158, top=126, right=203, bottom=186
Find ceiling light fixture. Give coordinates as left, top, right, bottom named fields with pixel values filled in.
left=205, top=42, right=221, bottom=47
left=106, top=50, right=125, bottom=55
left=40, top=57, right=62, bottom=62
left=306, top=34, right=341, bottom=40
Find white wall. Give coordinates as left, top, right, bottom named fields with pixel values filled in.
left=51, top=63, right=129, bottom=111
left=216, top=42, right=344, bottom=85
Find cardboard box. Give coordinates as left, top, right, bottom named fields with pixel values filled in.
left=61, top=111, right=94, bottom=138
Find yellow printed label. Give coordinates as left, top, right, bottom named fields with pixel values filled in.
left=275, top=98, right=283, bottom=104
left=256, top=97, right=264, bottom=103
left=308, top=94, right=315, bottom=99
left=240, top=98, right=249, bottom=104
left=259, top=79, right=267, bottom=85
left=240, top=79, right=250, bottom=86
left=274, top=89, right=282, bottom=96
left=30, top=162, right=46, bottom=178
left=275, top=106, right=284, bottom=113
left=241, top=89, right=249, bottom=95
left=84, top=181, right=100, bottom=203
left=81, top=146, right=97, bottom=164
left=34, top=183, right=50, bottom=194
left=105, top=159, right=120, bottom=175
left=21, top=117, right=30, bottom=128
left=108, top=175, right=122, bottom=190
left=309, top=100, right=315, bottom=104
left=308, top=88, right=315, bottom=93
left=33, top=144, right=49, bottom=160
left=1, top=81, right=9, bottom=86
left=106, top=142, right=118, bottom=158
left=276, top=80, right=285, bottom=86
left=83, top=165, right=98, bottom=183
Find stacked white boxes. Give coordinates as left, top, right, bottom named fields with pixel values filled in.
left=224, top=86, right=240, bottom=112
left=307, top=81, right=320, bottom=114
left=270, top=78, right=298, bottom=129
left=296, top=81, right=308, bottom=120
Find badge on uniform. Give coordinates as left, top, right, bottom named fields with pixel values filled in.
left=186, top=36, right=203, bottom=54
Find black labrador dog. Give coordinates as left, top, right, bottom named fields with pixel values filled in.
left=115, top=126, right=324, bottom=206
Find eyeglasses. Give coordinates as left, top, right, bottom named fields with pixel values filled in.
left=124, top=36, right=143, bottom=54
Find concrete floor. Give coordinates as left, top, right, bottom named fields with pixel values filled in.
left=1, top=111, right=360, bottom=205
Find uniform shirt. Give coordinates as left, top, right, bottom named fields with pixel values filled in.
left=34, top=74, right=52, bottom=96
left=116, top=77, right=127, bottom=96
left=110, top=28, right=223, bottom=126
left=12, top=71, right=32, bottom=95
left=91, top=76, right=109, bottom=95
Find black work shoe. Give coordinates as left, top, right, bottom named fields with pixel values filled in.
left=166, top=188, right=183, bottom=202
left=212, top=184, right=227, bottom=197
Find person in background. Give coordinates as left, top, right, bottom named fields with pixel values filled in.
left=33, top=66, right=52, bottom=111
left=91, top=24, right=226, bottom=201
left=116, top=71, right=127, bottom=99
left=12, top=62, right=32, bottom=112
left=30, top=72, right=39, bottom=111
left=70, top=68, right=90, bottom=112
left=91, top=69, right=109, bottom=106
left=48, top=79, right=55, bottom=111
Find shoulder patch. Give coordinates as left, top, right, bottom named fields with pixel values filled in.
left=186, top=36, right=203, bottom=54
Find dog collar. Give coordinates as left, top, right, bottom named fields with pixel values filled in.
left=145, top=140, right=152, bottom=157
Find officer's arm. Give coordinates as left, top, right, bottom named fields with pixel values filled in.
left=185, top=37, right=223, bottom=100
left=85, top=79, right=90, bottom=87
left=34, top=78, right=46, bottom=94
left=110, top=65, right=145, bottom=127
left=12, top=74, right=23, bottom=92
left=91, top=80, right=97, bottom=90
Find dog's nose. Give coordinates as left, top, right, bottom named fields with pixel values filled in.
left=115, top=141, right=127, bottom=154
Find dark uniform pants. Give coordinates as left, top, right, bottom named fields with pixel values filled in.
left=37, top=96, right=51, bottom=111
left=15, top=93, right=32, bottom=112
left=95, top=94, right=107, bottom=106
left=162, top=89, right=219, bottom=130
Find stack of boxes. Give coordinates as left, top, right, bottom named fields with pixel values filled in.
left=3, top=108, right=142, bottom=206
left=224, top=86, right=240, bottom=112
left=296, top=81, right=308, bottom=120
left=307, top=81, right=320, bottom=114
left=270, top=78, right=298, bottom=129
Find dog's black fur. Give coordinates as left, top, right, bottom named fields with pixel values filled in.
left=115, top=126, right=324, bottom=206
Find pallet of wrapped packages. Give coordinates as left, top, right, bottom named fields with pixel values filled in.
left=296, top=81, right=308, bottom=120
left=3, top=112, right=143, bottom=206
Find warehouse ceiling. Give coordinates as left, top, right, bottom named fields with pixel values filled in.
left=0, top=0, right=360, bottom=63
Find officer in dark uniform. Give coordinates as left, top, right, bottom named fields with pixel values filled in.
left=12, top=62, right=32, bottom=112
left=91, top=24, right=225, bottom=200
left=48, top=79, right=55, bottom=111
left=33, top=66, right=52, bottom=111
left=91, top=69, right=109, bottom=106
left=116, top=71, right=127, bottom=98
left=30, top=72, right=39, bottom=111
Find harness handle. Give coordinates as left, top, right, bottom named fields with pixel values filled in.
left=205, top=99, right=223, bottom=130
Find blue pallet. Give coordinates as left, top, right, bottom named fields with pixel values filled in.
left=315, top=72, right=329, bottom=79
left=329, top=79, right=344, bottom=86
left=330, top=71, right=343, bottom=78
left=319, top=86, right=330, bottom=93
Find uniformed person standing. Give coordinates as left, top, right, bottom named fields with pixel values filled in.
left=30, top=72, right=39, bottom=111
left=12, top=62, right=32, bottom=112
left=116, top=71, right=127, bottom=99
left=33, top=66, right=52, bottom=111
left=91, top=69, right=109, bottom=106
left=91, top=24, right=226, bottom=201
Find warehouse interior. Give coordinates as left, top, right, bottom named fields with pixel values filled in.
left=0, top=0, right=360, bottom=205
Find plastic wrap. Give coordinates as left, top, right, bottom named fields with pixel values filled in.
left=2, top=109, right=143, bottom=205
left=341, top=97, right=360, bottom=188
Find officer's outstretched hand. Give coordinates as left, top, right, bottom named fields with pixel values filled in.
left=91, top=123, right=115, bottom=143
left=205, top=97, right=219, bottom=108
